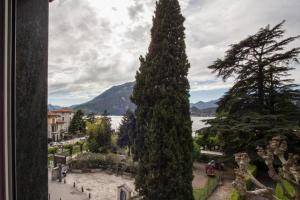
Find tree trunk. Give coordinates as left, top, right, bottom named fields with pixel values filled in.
left=269, top=72, right=275, bottom=114
left=258, top=64, right=265, bottom=110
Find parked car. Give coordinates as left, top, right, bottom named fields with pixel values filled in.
left=205, top=160, right=224, bottom=176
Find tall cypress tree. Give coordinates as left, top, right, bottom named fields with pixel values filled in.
left=131, top=0, right=194, bottom=199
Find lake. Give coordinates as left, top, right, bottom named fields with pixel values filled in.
left=108, top=116, right=214, bottom=133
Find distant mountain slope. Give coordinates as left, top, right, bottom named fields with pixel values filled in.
left=48, top=104, right=62, bottom=111
left=72, top=81, right=219, bottom=116
left=190, top=100, right=218, bottom=110
left=190, top=106, right=217, bottom=117
left=72, top=82, right=136, bottom=115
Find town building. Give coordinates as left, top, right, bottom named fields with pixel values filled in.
left=48, top=108, right=75, bottom=142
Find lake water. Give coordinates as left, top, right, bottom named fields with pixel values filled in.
left=108, top=116, right=214, bottom=133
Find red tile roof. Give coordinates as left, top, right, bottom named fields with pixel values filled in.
left=52, top=108, right=75, bottom=113
left=48, top=111, right=60, bottom=116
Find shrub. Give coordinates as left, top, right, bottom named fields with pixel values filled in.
left=48, top=147, right=58, bottom=155
left=69, top=152, right=138, bottom=174
left=229, top=189, right=244, bottom=200
left=64, top=144, right=74, bottom=156
left=75, top=141, right=84, bottom=146
left=193, top=141, right=201, bottom=161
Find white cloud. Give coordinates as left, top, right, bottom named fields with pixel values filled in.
left=49, top=0, right=300, bottom=106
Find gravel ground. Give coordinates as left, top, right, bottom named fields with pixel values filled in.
left=49, top=162, right=214, bottom=200
left=65, top=172, right=135, bottom=200
left=49, top=170, right=89, bottom=200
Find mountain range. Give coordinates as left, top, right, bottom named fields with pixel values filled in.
left=48, top=104, right=63, bottom=111
left=48, top=82, right=218, bottom=116
left=190, top=100, right=218, bottom=110
left=72, top=82, right=136, bottom=115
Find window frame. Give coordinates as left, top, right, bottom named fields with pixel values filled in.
left=1, top=0, right=15, bottom=199
left=1, top=0, right=49, bottom=199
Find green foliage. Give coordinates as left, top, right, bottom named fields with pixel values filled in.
left=247, top=164, right=257, bottom=175
left=192, top=189, right=202, bottom=200
left=87, top=117, right=113, bottom=153
left=205, top=21, right=300, bottom=158
left=206, top=112, right=300, bottom=160
left=193, top=140, right=201, bottom=161
left=195, top=128, right=220, bottom=150
left=275, top=179, right=296, bottom=200
left=229, top=189, right=243, bottom=200
left=193, top=176, right=219, bottom=200
left=86, top=112, right=96, bottom=124
left=117, top=110, right=137, bottom=157
left=69, top=110, right=86, bottom=135
left=75, top=141, right=85, bottom=152
left=229, top=164, right=256, bottom=199
left=64, top=144, right=74, bottom=156
left=69, top=152, right=138, bottom=174
left=245, top=164, right=257, bottom=190
left=131, top=0, right=194, bottom=199
left=48, top=147, right=58, bottom=155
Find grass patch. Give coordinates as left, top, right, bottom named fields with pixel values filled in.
left=193, top=176, right=219, bottom=200
left=229, top=189, right=243, bottom=200
left=275, top=179, right=296, bottom=200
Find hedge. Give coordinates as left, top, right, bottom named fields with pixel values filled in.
left=68, top=152, right=138, bottom=175
left=48, top=147, right=58, bottom=155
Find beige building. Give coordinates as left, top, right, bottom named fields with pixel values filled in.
left=48, top=108, right=75, bottom=141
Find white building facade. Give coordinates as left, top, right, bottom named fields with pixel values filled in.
left=48, top=108, right=75, bottom=142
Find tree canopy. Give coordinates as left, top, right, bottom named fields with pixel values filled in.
left=68, top=110, right=86, bottom=135
left=87, top=116, right=113, bottom=153
left=117, top=110, right=137, bottom=157
left=205, top=21, right=300, bottom=158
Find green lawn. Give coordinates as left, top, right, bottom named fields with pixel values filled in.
left=193, top=176, right=219, bottom=200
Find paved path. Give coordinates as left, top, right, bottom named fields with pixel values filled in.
left=49, top=170, right=89, bottom=200
left=193, top=162, right=208, bottom=188
left=66, top=172, right=135, bottom=200
left=207, top=179, right=232, bottom=200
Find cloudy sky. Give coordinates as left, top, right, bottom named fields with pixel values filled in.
left=49, top=0, right=300, bottom=106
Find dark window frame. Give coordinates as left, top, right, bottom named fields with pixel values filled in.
left=1, top=0, right=49, bottom=199
left=0, top=0, right=5, bottom=198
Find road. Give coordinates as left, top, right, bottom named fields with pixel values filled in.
left=49, top=137, right=86, bottom=148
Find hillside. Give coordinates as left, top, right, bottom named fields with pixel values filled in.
left=71, top=82, right=218, bottom=116
left=190, top=100, right=218, bottom=110
left=48, top=104, right=62, bottom=111
left=72, top=82, right=136, bottom=115
left=190, top=106, right=217, bottom=117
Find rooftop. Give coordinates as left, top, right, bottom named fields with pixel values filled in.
left=52, top=108, right=75, bottom=113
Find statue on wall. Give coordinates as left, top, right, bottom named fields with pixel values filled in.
left=233, top=136, right=300, bottom=200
